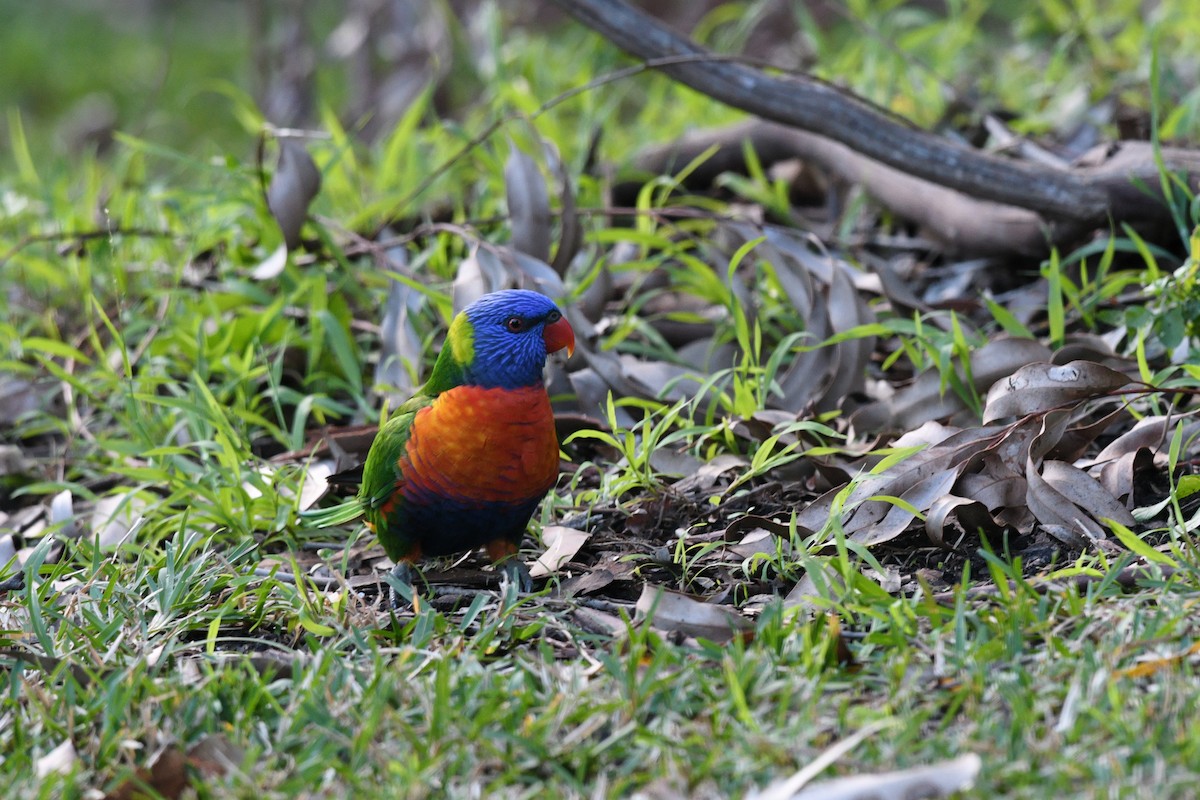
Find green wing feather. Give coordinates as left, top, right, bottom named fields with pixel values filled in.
left=359, top=393, right=432, bottom=511
left=299, top=393, right=433, bottom=529
left=301, top=316, right=467, bottom=531
left=298, top=496, right=365, bottom=528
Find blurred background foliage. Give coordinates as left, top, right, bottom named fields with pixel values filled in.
left=4, top=0, right=1198, bottom=170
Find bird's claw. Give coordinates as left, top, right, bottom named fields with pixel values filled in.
left=387, top=561, right=416, bottom=610
left=499, top=558, right=533, bottom=593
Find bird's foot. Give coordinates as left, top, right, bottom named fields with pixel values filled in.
left=386, top=561, right=417, bottom=610
left=498, top=557, right=533, bottom=594
left=485, top=539, right=533, bottom=593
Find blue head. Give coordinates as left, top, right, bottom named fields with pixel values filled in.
left=427, top=289, right=575, bottom=391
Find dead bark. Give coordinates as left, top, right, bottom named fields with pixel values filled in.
left=628, top=120, right=1200, bottom=257
left=551, top=0, right=1200, bottom=252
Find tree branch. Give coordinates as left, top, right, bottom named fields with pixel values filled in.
left=625, top=121, right=1200, bottom=257
left=549, top=0, right=1173, bottom=224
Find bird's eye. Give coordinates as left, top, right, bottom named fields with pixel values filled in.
left=505, top=316, right=527, bottom=332
left=546, top=310, right=561, bottom=324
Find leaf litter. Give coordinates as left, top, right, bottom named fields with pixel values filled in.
left=3, top=83, right=1198, bottom=799
left=5, top=203, right=1188, bottom=661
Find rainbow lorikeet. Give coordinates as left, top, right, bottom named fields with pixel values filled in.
left=304, top=289, right=575, bottom=602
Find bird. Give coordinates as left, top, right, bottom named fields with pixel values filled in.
left=303, top=289, right=575, bottom=605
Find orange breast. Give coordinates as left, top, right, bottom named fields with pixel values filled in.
left=401, top=385, right=560, bottom=504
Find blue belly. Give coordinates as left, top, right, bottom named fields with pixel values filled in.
left=386, top=495, right=541, bottom=558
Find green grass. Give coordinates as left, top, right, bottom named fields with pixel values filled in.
left=4, top=1, right=1200, bottom=797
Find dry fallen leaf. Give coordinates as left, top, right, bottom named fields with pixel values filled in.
left=452, top=245, right=512, bottom=313
left=846, top=466, right=961, bottom=546
left=91, top=492, right=149, bottom=548
left=266, top=137, right=321, bottom=251
left=529, top=525, right=590, bottom=579
left=35, top=738, right=78, bottom=778
left=746, top=720, right=892, bottom=800
left=635, top=585, right=752, bottom=643
left=0, top=376, right=48, bottom=426
left=250, top=243, right=289, bottom=281
left=375, top=243, right=425, bottom=397
left=1114, top=641, right=1200, bottom=680
left=854, top=338, right=1052, bottom=432
left=103, top=745, right=188, bottom=800
left=983, top=360, right=1132, bottom=423
left=296, top=460, right=337, bottom=512
left=780, top=753, right=982, bottom=800
left=506, top=138, right=552, bottom=264
left=926, top=494, right=1001, bottom=546
left=544, top=138, right=582, bottom=275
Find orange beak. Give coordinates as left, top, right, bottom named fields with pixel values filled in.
left=543, top=315, right=575, bottom=357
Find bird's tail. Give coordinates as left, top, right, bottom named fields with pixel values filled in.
left=299, top=499, right=365, bottom=528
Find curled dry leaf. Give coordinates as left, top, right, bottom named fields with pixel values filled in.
left=454, top=244, right=569, bottom=315
left=983, top=360, right=1133, bottom=423
left=795, top=385, right=1147, bottom=552
left=0, top=376, right=46, bottom=426
left=250, top=244, right=289, bottom=281
left=753, top=227, right=875, bottom=413
left=1083, top=415, right=1200, bottom=467
left=635, top=585, right=752, bottom=644
left=853, top=338, right=1052, bottom=432
left=890, top=420, right=960, bottom=449
left=505, top=139, right=552, bottom=263
left=674, top=453, right=749, bottom=494
left=1097, top=448, right=1155, bottom=507
left=1025, top=414, right=1106, bottom=543
left=572, top=254, right=612, bottom=322
left=926, top=495, right=1002, bottom=547
left=452, top=245, right=511, bottom=313
left=818, top=264, right=875, bottom=412
left=91, top=492, right=149, bottom=548
left=573, top=346, right=679, bottom=421
left=766, top=753, right=983, bottom=800
left=1053, top=332, right=1125, bottom=366
left=297, top=459, right=337, bottom=512
left=725, top=526, right=782, bottom=559
left=266, top=137, right=321, bottom=251
left=860, top=250, right=932, bottom=320
left=799, top=425, right=1002, bottom=536
left=103, top=744, right=188, bottom=800
left=544, top=138, right=583, bottom=275
left=724, top=515, right=815, bottom=561
left=572, top=605, right=628, bottom=637
left=648, top=447, right=704, bottom=477
left=36, top=738, right=78, bottom=778
left=529, top=525, right=590, bottom=578
left=847, top=466, right=961, bottom=547
left=1041, top=460, right=1137, bottom=527
left=782, top=558, right=848, bottom=610
left=376, top=246, right=424, bottom=397
left=1050, top=403, right=1131, bottom=463
left=504, top=248, right=568, bottom=300
left=49, top=489, right=82, bottom=541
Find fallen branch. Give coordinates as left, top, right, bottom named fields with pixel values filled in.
left=626, top=120, right=1200, bottom=256
left=552, top=0, right=1200, bottom=242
